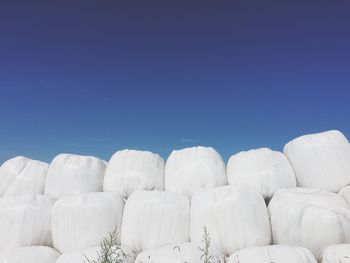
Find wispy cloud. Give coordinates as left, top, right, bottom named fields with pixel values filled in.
left=180, top=138, right=195, bottom=143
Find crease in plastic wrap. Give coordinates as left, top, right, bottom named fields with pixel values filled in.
left=165, top=146, right=227, bottom=198
left=0, top=194, right=55, bottom=249
left=121, top=190, right=190, bottom=253
left=268, top=188, right=350, bottom=260
left=338, top=185, right=350, bottom=206
left=284, top=130, right=350, bottom=192
left=45, top=154, right=106, bottom=198
left=191, top=185, right=271, bottom=256
left=227, top=148, right=296, bottom=200
left=0, top=156, right=49, bottom=197
left=51, top=192, right=124, bottom=253
left=103, top=149, right=164, bottom=199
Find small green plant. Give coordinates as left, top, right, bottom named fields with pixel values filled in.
left=199, top=226, right=216, bottom=263
left=83, top=226, right=130, bottom=263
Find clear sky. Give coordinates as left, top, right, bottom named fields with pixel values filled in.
left=0, top=1, right=349, bottom=164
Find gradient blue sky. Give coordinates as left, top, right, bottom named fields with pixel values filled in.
left=0, top=1, right=349, bottom=163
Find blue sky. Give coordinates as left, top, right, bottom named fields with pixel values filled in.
left=0, top=1, right=349, bottom=163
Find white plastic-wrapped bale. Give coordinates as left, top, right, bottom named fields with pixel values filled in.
left=227, top=245, right=317, bottom=263
left=4, top=159, right=49, bottom=197
left=0, top=194, right=55, bottom=249
left=321, top=244, right=350, bottom=263
left=51, top=192, right=124, bottom=253
left=339, top=185, right=350, bottom=206
left=103, top=149, right=164, bottom=199
left=45, top=154, right=106, bottom=198
left=284, top=130, right=350, bottom=192
left=165, top=146, right=227, bottom=198
left=135, top=242, right=224, bottom=263
left=268, top=188, right=350, bottom=260
left=191, top=185, right=271, bottom=255
left=0, top=156, right=30, bottom=196
left=121, top=190, right=190, bottom=253
left=227, top=148, right=296, bottom=200
left=0, top=246, right=60, bottom=263
left=56, top=246, right=135, bottom=263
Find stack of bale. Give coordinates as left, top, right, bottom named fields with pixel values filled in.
left=0, top=130, right=349, bottom=263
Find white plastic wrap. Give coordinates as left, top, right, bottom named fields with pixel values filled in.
left=227, top=245, right=317, bottom=263
left=45, top=154, right=106, bottom=198
left=56, top=246, right=135, bottom=263
left=121, top=190, right=190, bottom=253
left=268, top=188, right=350, bottom=259
left=135, top=242, right=224, bottom=263
left=284, top=130, right=350, bottom=192
left=4, top=159, right=49, bottom=197
left=165, top=146, right=227, bottom=198
left=51, top=192, right=124, bottom=253
left=0, top=194, right=55, bottom=249
left=339, top=185, right=350, bottom=206
left=191, top=185, right=271, bottom=255
left=321, top=244, right=350, bottom=263
left=227, top=148, right=296, bottom=200
left=0, top=246, right=60, bottom=263
left=103, top=149, right=164, bottom=199
left=0, top=156, right=30, bottom=196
